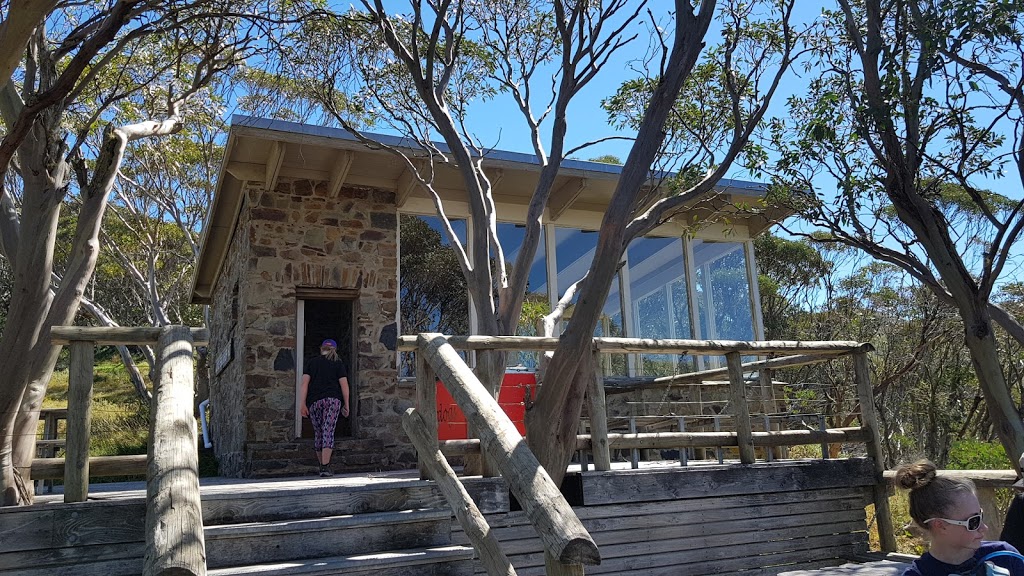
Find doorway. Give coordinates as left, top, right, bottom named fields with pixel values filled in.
left=295, top=297, right=356, bottom=439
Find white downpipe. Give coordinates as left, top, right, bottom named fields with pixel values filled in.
left=199, top=399, right=212, bottom=449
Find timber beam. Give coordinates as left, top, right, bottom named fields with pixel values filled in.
left=265, top=140, right=286, bottom=192
left=418, top=333, right=600, bottom=566
left=548, top=177, right=588, bottom=221
left=484, top=168, right=504, bottom=194
left=224, top=161, right=394, bottom=191
left=396, top=334, right=874, bottom=356
left=52, top=325, right=209, bottom=346
left=329, top=150, right=355, bottom=198
left=396, top=160, right=426, bottom=208
left=437, top=427, right=872, bottom=456
left=32, top=454, right=148, bottom=479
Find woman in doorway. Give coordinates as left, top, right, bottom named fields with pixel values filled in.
left=898, top=460, right=1024, bottom=575
left=299, top=339, right=350, bottom=477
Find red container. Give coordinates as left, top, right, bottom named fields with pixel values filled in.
left=436, top=371, right=536, bottom=440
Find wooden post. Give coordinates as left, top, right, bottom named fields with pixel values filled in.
left=143, top=326, right=206, bottom=576
left=415, top=350, right=438, bottom=480
left=417, top=333, right=600, bottom=567
left=628, top=417, right=639, bottom=469
left=759, top=368, right=785, bottom=459
left=587, top=351, right=611, bottom=472
left=65, top=340, right=94, bottom=503
left=678, top=418, right=688, bottom=466
left=818, top=415, right=830, bottom=459
left=544, top=553, right=584, bottom=576
left=854, top=351, right=897, bottom=552
left=726, top=352, right=755, bottom=464
left=403, top=408, right=517, bottom=576
left=714, top=416, right=724, bottom=463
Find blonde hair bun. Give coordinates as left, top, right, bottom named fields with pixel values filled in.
left=894, top=460, right=937, bottom=491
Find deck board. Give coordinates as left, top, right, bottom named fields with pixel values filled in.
left=778, top=560, right=911, bottom=575
left=13, top=459, right=888, bottom=575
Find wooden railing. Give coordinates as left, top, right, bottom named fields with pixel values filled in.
left=46, top=325, right=208, bottom=576
left=403, top=333, right=599, bottom=576
left=399, top=333, right=899, bottom=558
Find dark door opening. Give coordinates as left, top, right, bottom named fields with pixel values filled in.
left=300, top=299, right=355, bottom=439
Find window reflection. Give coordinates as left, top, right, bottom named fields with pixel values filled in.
left=692, top=239, right=755, bottom=342
left=498, top=223, right=547, bottom=369
left=394, top=215, right=760, bottom=380
left=399, top=214, right=469, bottom=377
left=626, top=236, right=695, bottom=376
left=555, top=227, right=625, bottom=375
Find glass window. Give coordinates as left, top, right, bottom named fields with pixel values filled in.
left=399, top=214, right=469, bottom=377
left=554, top=227, right=625, bottom=375
left=498, top=223, right=547, bottom=369
left=692, top=240, right=755, bottom=342
left=626, top=236, right=694, bottom=376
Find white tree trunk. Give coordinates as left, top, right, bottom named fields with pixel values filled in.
left=1, top=124, right=130, bottom=504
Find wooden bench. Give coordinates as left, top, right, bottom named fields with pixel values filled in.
left=778, top=552, right=917, bottom=575
left=454, top=458, right=880, bottom=575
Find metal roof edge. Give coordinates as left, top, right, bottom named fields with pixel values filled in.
left=228, top=115, right=769, bottom=186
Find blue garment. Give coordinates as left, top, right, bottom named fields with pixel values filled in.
left=903, top=541, right=1024, bottom=576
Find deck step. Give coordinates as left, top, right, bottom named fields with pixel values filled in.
left=202, top=476, right=507, bottom=524
left=207, top=545, right=475, bottom=575
left=206, top=508, right=453, bottom=568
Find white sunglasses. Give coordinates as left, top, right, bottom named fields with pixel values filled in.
left=923, top=512, right=983, bottom=531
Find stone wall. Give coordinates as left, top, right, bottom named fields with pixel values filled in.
left=208, top=193, right=251, bottom=477
left=222, top=178, right=413, bottom=476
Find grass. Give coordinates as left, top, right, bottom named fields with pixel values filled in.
left=866, top=490, right=929, bottom=556
left=41, top=352, right=218, bottom=481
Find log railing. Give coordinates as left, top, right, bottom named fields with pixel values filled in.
left=399, top=333, right=898, bottom=555
left=47, top=325, right=208, bottom=576
left=405, top=333, right=599, bottom=576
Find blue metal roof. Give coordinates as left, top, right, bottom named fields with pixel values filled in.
left=231, top=114, right=768, bottom=193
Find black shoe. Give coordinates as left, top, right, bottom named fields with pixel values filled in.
left=320, top=466, right=333, bottom=477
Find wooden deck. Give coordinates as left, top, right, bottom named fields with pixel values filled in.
left=31, top=468, right=429, bottom=504
left=12, top=459, right=892, bottom=575
left=779, top=557, right=913, bottom=575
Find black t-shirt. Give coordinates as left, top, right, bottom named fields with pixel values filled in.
left=303, top=355, right=348, bottom=407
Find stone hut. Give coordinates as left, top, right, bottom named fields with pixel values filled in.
left=191, top=115, right=787, bottom=477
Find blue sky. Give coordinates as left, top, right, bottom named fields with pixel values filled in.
left=459, top=3, right=829, bottom=175
left=254, top=2, right=1023, bottom=287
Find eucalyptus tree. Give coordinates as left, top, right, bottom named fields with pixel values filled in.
left=755, top=245, right=976, bottom=467
left=0, top=1, right=308, bottom=505
left=264, top=1, right=797, bottom=503
left=532, top=0, right=798, bottom=485
left=0, top=0, right=57, bottom=90
left=753, top=233, right=833, bottom=339
left=86, top=100, right=225, bottom=400
left=766, top=0, right=1024, bottom=468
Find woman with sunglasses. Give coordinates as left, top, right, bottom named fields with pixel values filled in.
left=898, top=460, right=1024, bottom=575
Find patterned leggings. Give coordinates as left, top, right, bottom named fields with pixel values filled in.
left=309, top=397, right=342, bottom=451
